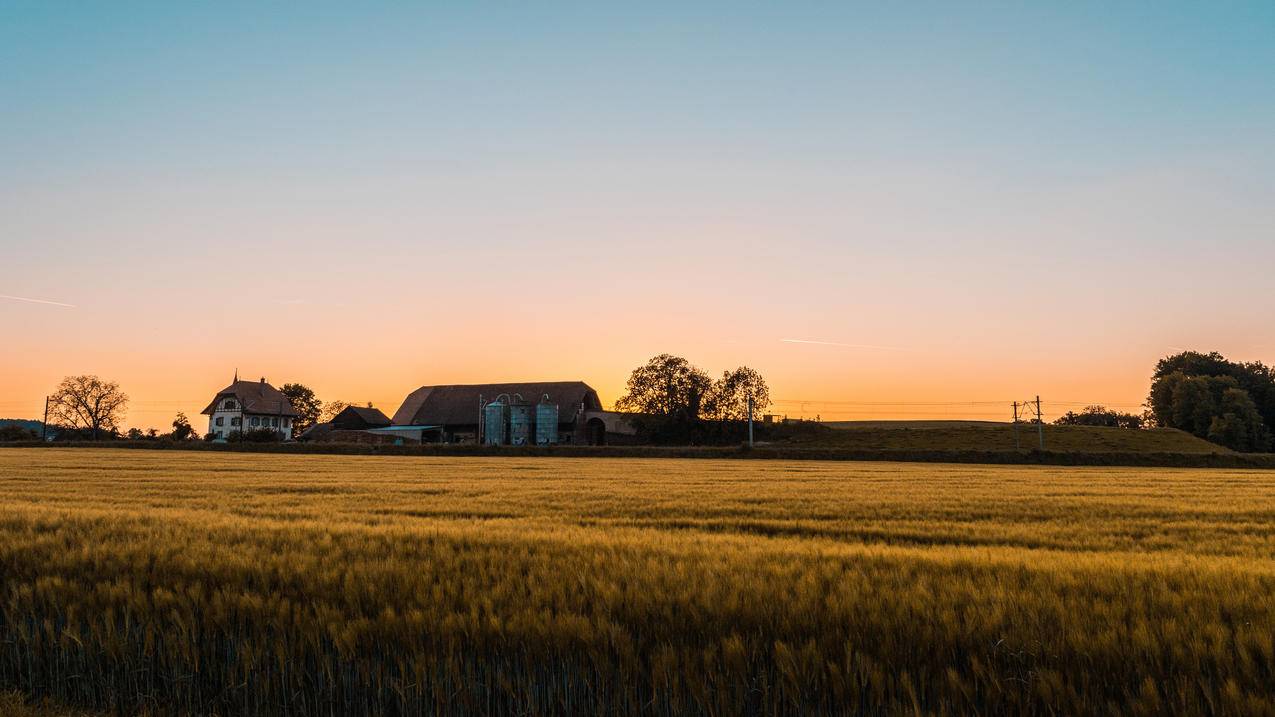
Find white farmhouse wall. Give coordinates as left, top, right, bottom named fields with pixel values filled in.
left=207, top=397, right=293, bottom=440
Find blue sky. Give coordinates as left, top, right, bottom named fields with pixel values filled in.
left=1, top=1, right=1273, bottom=425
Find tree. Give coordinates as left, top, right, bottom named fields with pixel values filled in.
left=170, top=412, right=196, bottom=441
left=1151, top=371, right=1272, bottom=451
left=615, top=354, right=713, bottom=444
left=704, top=367, right=772, bottom=422
left=320, top=400, right=351, bottom=423
left=615, top=354, right=712, bottom=419
left=1149, top=351, right=1275, bottom=432
left=280, top=383, right=321, bottom=434
left=47, top=375, right=129, bottom=440
left=1052, top=405, right=1143, bottom=430
left=1206, top=388, right=1271, bottom=452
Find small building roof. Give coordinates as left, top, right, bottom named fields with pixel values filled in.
left=332, top=405, right=391, bottom=428
left=391, top=382, right=601, bottom=426
left=201, top=379, right=299, bottom=417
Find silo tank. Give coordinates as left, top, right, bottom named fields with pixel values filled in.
left=483, top=400, right=507, bottom=445
left=536, top=400, right=559, bottom=444
left=508, top=401, right=533, bottom=446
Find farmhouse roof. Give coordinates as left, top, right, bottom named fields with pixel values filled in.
left=391, top=382, right=602, bottom=426
left=201, top=379, right=299, bottom=417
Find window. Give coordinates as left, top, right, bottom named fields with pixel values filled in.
left=223, top=399, right=238, bottom=410
left=214, top=430, right=223, bottom=439
left=231, top=417, right=241, bottom=427
left=215, top=417, right=224, bottom=427
left=250, top=417, right=259, bottom=427
left=272, top=417, right=280, bottom=428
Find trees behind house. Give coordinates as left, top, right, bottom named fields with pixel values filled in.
left=47, top=375, right=128, bottom=440
left=280, top=383, right=321, bottom=433
left=616, top=355, right=770, bottom=444
left=1148, top=351, right=1275, bottom=452
left=1053, top=405, right=1143, bottom=430
left=170, top=412, right=197, bottom=441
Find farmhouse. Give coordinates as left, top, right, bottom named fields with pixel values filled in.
left=391, top=381, right=636, bottom=445
left=201, top=377, right=299, bottom=440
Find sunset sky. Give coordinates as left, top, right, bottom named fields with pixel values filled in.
left=3, top=2, right=1274, bottom=430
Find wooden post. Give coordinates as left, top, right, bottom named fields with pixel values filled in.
left=747, top=395, right=754, bottom=448
left=1036, top=395, right=1044, bottom=451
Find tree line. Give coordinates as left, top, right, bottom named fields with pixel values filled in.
left=9, top=351, right=1275, bottom=453
left=614, top=354, right=771, bottom=445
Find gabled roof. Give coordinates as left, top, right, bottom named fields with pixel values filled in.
left=391, top=382, right=601, bottom=426
left=332, top=405, right=391, bottom=428
left=201, top=380, right=299, bottom=417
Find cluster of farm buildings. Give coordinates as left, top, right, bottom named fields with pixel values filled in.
left=202, top=377, right=636, bottom=445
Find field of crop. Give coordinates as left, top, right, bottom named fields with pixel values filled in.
left=1, top=448, right=1274, bottom=715
left=796, top=422, right=1227, bottom=454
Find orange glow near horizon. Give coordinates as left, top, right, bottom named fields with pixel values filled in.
left=2, top=288, right=1256, bottom=431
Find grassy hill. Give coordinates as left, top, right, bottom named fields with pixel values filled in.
left=778, top=421, right=1228, bottom=454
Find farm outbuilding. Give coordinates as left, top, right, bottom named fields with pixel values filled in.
left=330, top=405, right=391, bottom=430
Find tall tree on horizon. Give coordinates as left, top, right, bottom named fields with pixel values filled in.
left=615, top=354, right=712, bottom=419
left=47, top=375, right=129, bottom=440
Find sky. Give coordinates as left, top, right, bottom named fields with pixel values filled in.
left=2, top=1, right=1274, bottom=430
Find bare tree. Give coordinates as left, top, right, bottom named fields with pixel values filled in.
left=47, top=375, right=129, bottom=440
left=320, top=400, right=351, bottom=424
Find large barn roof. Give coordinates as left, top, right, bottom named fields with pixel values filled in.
left=201, top=379, right=299, bottom=417
left=391, top=382, right=601, bottom=426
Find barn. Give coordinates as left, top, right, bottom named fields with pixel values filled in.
left=390, top=381, right=635, bottom=445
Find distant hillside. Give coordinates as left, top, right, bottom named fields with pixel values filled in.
left=0, top=419, right=43, bottom=434
left=821, top=420, right=1009, bottom=430
left=781, top=422, right=1229, bottom=454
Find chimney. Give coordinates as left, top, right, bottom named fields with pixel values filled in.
left=260, top=377, right=266, bottom=384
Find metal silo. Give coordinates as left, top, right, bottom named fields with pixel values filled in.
left=536, top=395, right=559, bottom=445
left=508, top=397, right=532, bottom=446
left=483, top=398, right=507, bottom=446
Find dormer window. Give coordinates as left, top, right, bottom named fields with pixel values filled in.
left=223, top=399, right=238, bottom=410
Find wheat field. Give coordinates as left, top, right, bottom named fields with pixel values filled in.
left=1, top=448, right=1274, bottom=715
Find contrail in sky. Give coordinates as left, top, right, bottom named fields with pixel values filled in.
left=0, top=294, right=77, bottom=308
left=781, top=338, right=907, bottom=351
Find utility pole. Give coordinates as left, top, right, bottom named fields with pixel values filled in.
left=1036, top=395, right=1044, bottom=451
left=1012, top=401, right=1020, bottom=451
left=747, top=395, right=754, bottom=448
left=41, top=396, right=49, bottom=441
